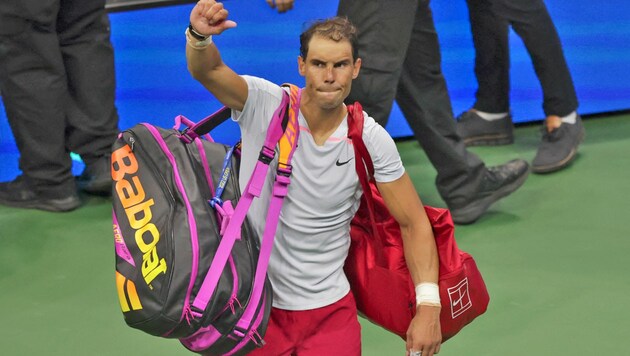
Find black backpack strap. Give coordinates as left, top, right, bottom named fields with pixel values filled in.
left=179, top=106, right=232, bottom=143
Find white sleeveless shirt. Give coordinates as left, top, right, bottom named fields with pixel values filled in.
left=232, top=76, right=405, bottom=310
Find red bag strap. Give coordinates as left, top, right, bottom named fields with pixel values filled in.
left=348, top=102, right=464, bottom=272
left=347, top=102, right=382, bottom=234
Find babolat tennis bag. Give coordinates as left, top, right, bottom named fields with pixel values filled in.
left=112, top=85, right=301, bottom=355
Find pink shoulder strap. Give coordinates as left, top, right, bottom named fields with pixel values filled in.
left=192, top=86, right=302, bottom=320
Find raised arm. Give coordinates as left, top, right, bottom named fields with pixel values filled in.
left=186, top=0, right=248, bottom=110
left=376, top=173, right=442, bottom=356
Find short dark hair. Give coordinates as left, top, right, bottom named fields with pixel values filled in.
left=299, top=16, right=359, bottom=62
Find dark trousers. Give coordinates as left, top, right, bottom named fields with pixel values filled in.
left=338, top=0, right=486, bottom=207
left=0, top=0, right=118, bottom=193
left=466, top=0, right=579, bottom=117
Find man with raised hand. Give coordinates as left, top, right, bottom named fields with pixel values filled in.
left=186, top=1, right=441, bottom=355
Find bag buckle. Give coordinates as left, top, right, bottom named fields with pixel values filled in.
left=179, top=127, right=198, bottom=143
left=258, top=146, right=275, bottom=164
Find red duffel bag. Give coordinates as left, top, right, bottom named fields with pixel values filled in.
left=344, top=102, right=490, bottom=342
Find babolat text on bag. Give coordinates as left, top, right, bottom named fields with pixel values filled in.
left=112, top=85, right=301, bottom=355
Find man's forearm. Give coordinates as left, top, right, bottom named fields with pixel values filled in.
left=377, top=175, right=440, bottom=300
left=186, top=32, right=223, bottom=84
left=401, top=222, right=440, bottom=288
left=184, top=27, right=247, bottom=110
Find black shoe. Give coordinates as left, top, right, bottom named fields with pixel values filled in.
left=532, top=115, right=585, bottom=174
left=0, top=176, right=81, bottom=212
left=456, top=110, right=514, bottom=146
left=77, top=156, right=112, bottom=195
left=449, top=159, right=530, bottom=224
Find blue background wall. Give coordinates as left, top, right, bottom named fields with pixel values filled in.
left=1, top=0, right=629, bottom=180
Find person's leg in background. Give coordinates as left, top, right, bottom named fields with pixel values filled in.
left=494, top=0, right=583, bottom=173
left=393, top=0, right=486, bottom=207
left=457, top=0, right=515, bottom=146
left=58, top=0, right=119, bottom=193
left=337, top=0, right=412, bottom=128
left=339, top=0, right=529, bottom=224
left=0, top=0, right=81, bottom=211
left=468, top=0, right=511, bottom=115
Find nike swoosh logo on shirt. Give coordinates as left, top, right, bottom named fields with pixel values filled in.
left=336, top=158, right=354, bottom=166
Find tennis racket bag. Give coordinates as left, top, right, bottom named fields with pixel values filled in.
left=112, top=86, right=301, bottom=355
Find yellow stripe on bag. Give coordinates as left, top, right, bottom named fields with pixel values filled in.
left=116, top=271, right=130, bottom=312
left=116, top=271, right=143, bottom=312
left=126, top=279, right=143, bottom=310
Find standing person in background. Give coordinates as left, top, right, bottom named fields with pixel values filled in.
left=0, top=0, right=118, bottom=212
left=336, top=0, right=530, bottom=225
left=187, top=1, right=442, bottom=354
left=458, top=0, right=584, bottom=174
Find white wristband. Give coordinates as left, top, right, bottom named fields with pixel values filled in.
left=185, top=28, right=213, bottom=50
left=415, top=282, right=440, bottom=306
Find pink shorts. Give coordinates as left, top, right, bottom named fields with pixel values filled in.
left=248, top=292, right=362, bottom=356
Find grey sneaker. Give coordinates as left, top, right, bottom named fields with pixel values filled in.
left=456, top=110, right=514, bottom=146
left=449, top=159, right=530, bottom=224
left=532, top=115, right=585, bottom=174
left=0, top=176, right=81, bottom=212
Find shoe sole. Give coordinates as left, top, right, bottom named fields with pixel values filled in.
left=532, top=129, right=585, bottom=174
left=463, top=134, right=514, bottom=147
left=0, top=196, right=81, bottom=212
left=451, top=168, right=530, bottom=225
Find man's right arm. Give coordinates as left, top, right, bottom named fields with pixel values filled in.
left=186, top=0, right=248, bottom=111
